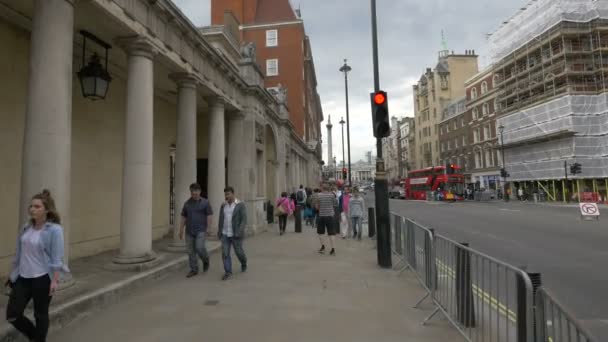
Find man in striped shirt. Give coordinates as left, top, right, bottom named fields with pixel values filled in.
left=315, top=182, right=338, bottom=255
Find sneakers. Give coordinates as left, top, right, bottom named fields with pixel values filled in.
left=222, top=273, right=232, bottom=281
left=203, top=262, right=210, bottom=273
left=186, top=271, right=198, bottom=278
left=241, top=264, right=247, bottom=273
left=318, top=245, right=325, bottom=254
left=329, top=248, right=336, bottom=256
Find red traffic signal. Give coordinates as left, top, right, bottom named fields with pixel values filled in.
left=374, top=92, right=386, bottom=105
left=342, top=168, right=347, bottom=172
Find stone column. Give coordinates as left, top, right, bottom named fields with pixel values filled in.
left=227, top=112, right=246, bottom=197
left=113, top=37, right=157, bottom=265
left=19, top=0, right=74, bottom=283
left=168, top=74, right=197, bottom=251
left=207, top=98, right=226, bottom=234
left=326, top=115, right=334, bottom=167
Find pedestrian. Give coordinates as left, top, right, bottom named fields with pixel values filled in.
left=518, top=187, right=524, bottom=201
left=179, top=183, right=213, bottom=278
left=276, top=192, right=294, bottom=235
left=218, top=186, right=248, bottom=281
left=339, top=187, right=351, bottom=238
left=349, top=187, right=366, bottom=240
left=310, top=188, right=320, bottom=228
left=316, top=183, right=338, bottom=255
left=5, top=189, right=68, bottom=342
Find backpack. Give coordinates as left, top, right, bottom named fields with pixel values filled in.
left=296, top=189, right=305, bottom=203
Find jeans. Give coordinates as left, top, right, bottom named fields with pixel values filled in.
left=278, top=214, right=288, bottom=232
left=221, top=236, right=247, bottom=274
left=186, top=232, right=209, bottom=272
left=6, top=275, right=52, bottom=342
left=351, top=216, right=362, bottom=238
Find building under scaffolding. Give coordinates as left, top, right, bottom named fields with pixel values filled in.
left=491, top=0, right=608, bottom=202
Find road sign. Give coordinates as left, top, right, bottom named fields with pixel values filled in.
left=579, top=203, right=600, bottom=220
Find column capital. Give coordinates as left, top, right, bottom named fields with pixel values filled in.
left=116, top=35, right=158, bottom=59
left=227, top=111, right=247, bottom=120
left=169, top=73, right=198, bottom=89
left=205, top=96, right=226, bottom=108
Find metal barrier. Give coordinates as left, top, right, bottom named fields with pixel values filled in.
left=428, top=234, right=535, bottom=342
left=535, top=287, right=597, bottom=342
left=386, top=212, right=596, bottom=342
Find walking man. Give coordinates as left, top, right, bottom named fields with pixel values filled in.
left=218, top=186, right=248, bottom=281
left=179, top=183, right=213, bottom=278
left=316, top=182, right=338, bottom=255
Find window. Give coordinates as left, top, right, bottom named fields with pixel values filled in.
left=455, top=138, right=459, bottom=148
left=441, top=142, right=445, bottom=152
left=483, top=103, right=489, bottom=116
left=461, top=118, right=465, bottom=127
left=474, top=128, right=480, bottom=143
left=494, top=98, right=500, bottom=113
left=453, top=121, right=457, bottom=130
left=462, top=135, right=467, bottom=146
left=266, top=59, right=279, bottom=76
left=440, top=75, right=449, bottom=89
left=266, top=30, right=278, bottom=47
left=493, top=74, right=500, bottom=88
left=481, top=81, right=488, bottom=95
left=447, top=140, right=452, bottom=150
left=472, top=107, right=479, bottom=120
left=475, top=149, right=482, bottom=168
left=484, top=125, right=490, bottom=141
left=434, top=108, right=437, bottom=118
left=471, top=87, right=478, bottom=100
left=485, top=148, right=494, bottom=167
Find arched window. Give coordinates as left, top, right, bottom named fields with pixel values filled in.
left=471, top=87, right=478, bottom=100
left=493, top=74, right=500, bottom=88
left=481, top=81, right=488, bottom=95
left=474, top=148, right=482, bottom=169
left=472, top=107, right=479, bottom=119
left=483, top=103, right=489, bottom=116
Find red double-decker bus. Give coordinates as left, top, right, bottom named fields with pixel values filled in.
left=404, top=165, right=465, bottom=201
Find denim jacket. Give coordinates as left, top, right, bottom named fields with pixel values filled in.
left=9, top=222, right=69, bottom=283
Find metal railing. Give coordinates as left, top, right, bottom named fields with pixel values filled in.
left=387, top=213, right=596, bottom=342
left=535, top=288, right=597, bottom=342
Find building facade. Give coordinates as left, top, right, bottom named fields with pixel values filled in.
left=491, top=0, right=608, bottom=201
left=465, top=68, right=502, bottom=190
left=439, top=98, right=470, bottom=176
left=211, top=0, right=323, bottom=163
left=399, top=117, right=414, bottom=177
left=412, top=50, right=479, bottom=169
left=0, top=0, right=319, bottom=279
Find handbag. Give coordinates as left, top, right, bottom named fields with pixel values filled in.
left=4, top=280, right=14, bottom=297
left=274, top=199, right=287, bottom=216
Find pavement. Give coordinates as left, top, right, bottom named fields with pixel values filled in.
left=45, top=221, right=460, bottom=342
left=378, top=195, right=608, bottom=340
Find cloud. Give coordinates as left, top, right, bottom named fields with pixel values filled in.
left=172, top=0, right=529, bottom=163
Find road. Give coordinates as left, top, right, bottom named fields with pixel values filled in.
left=372, top=195, right=608, bottom=340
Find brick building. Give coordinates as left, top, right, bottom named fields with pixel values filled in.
left=211, top=0, right=323, bottom=154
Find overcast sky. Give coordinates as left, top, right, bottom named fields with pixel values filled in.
left=173, top=0, right=529, bottom=164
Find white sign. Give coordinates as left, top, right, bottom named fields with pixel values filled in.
left=579, top=203, right=600, bottom=217
left=410, top=178, right=428, bottom=185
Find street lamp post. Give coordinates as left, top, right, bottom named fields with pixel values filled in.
left=499, top=125, right=509, bottom=202
left=340, top=59, right=353, bottom=187
left=339, top=117, right=346, bottom=181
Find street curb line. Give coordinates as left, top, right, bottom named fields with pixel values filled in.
left=0, top=244, right=222, bottom=342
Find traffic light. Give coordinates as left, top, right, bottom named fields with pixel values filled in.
left=370, top=90, right=390, bottom=138
left=342, top=168, right=347, bottom=180
left=446, top=163, right=456, bottom=174
left=570, top=162, right=582, bottom=175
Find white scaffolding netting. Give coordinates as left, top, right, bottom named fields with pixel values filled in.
left=489, top=0, right=608, bottom=63
left=497, top=94, right=608, bottom=181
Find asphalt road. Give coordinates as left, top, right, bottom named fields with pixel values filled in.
left=365, top=194, right=608, bottom=340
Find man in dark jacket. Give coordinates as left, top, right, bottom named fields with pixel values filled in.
left=218, top=186, right=248, bottom=280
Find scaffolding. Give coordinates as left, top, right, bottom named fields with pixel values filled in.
left=488, top=0, right=608, bottom=201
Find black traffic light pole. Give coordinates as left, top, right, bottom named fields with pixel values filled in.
left=371, top=0, right=391, bottom=268
left=340, top=117, right=346, bottom=181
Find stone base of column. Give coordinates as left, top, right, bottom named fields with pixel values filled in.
left=165, top=240, right=186, bottom=253
left=57, top=272, right=76, bottom=291
left=109, top=250, right=160, bottom=272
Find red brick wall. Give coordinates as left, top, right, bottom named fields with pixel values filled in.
left=244, top=24, right=306, bottom=137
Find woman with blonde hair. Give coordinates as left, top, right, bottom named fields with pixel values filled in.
left=5, top=189, right=67, bottom=342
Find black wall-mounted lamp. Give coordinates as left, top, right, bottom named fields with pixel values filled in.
left=78, top=30, right=112, bottom=100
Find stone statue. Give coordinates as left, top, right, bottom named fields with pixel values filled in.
left=276, top=83, right=287, bottom=104
left=240, top=42, right=256, bottom=61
